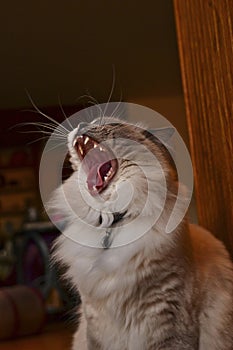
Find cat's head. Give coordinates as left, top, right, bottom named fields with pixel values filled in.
left=61, top=117, right=178, bottom=232
left=69, top=118, right=175, bottom=186
left=47, top=114, right=189, bottom=250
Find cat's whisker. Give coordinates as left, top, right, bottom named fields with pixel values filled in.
left=87, top=100, right=104, bottom=121
left=109, top=98, right=124, bottom=121
left=101, top=65, right=116, bottom=125
left=26, top=135, right=55, bottom=146
left=84, top=90, right=105, bottom=121
left=84, top=90, right=102, bottom=109
left=77, top=99, right=98, bottom=123
left=113, top=89, right=123, bottom=118
left=88, top=107, right=95, bottom=122
left=45, top=141, right=67, bottom=153
left=25, top=90, right=70, bottom=134
left=20, top=111, right=69, bottom=138
left=16, top=121, right=68, bottom=138
left=76, top=93, right=99, bottom=107
left=16, top=129, right=66, bottom=140
left=75, top=92, right=105, bottom=122
left=58, top=95, right=74, bottom=131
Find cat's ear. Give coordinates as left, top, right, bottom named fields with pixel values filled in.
left=148, top=127, right=176, bottom=144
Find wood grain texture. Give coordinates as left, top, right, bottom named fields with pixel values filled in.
left=173, top=0, right=233, bottom=256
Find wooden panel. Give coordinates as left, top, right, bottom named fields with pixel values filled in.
left=173, top=0, right=233, bottom=255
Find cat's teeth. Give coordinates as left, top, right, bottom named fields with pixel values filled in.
left=94, top=143, right=98, bottom=148
left=84, top=136, right=89, bottom=145
left=107, top=169, right=113, bottom=177
left=99, top=147, right=104, bottom=152
left=79, top=145, right=83, bottom=155
left=103, top=168, right=113, bottom=182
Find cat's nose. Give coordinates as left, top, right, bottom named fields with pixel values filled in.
left=76, top=122, right=89, bottom=135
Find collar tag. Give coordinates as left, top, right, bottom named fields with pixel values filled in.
left=101, top=229, right=113, bottom=249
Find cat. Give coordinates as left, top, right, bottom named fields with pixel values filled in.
left=50, top=117, right=233, bottom=350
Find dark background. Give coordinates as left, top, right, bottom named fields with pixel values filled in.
left=0, top=2, right=183, bottom=110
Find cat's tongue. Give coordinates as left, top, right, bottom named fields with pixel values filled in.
left=82, top=148, right=113, bottom=195
left=87, top=163, right=104, bottom=191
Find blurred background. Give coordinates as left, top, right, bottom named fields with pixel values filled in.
left=0, top=0, right=187, bottom=134
left=0, top=1, right=189, bottom=348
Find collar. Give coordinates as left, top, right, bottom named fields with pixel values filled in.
left=101, top=210, right=127, bottom=249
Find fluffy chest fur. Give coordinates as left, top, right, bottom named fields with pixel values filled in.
left=56, top=223, right=200, bottom=350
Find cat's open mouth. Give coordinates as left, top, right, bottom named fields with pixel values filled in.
left=73, top=134, right=118, bottom=195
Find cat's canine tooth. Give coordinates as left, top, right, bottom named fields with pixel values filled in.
left=84, top=136, right=89, bottom=145
left=107, top=168, right=113, bottom=176
left=79, top=145, right=83, bottom=155
left=99, top=147, right=104, bottom=152
left=94, top=143, right=98, bottom=148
